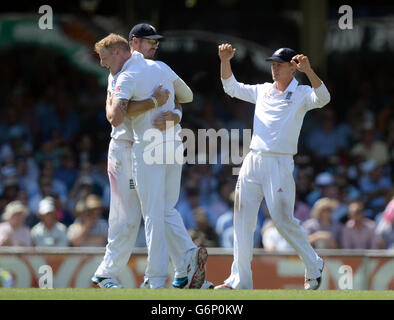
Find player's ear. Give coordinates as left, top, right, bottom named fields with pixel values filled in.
left=289, top=62, right=297, bottom=74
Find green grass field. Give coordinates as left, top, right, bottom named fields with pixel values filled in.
left=0, top=288, right=393, bottom=300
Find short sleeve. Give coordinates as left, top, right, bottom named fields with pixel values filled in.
left=114, top=72, right=136, bottom=100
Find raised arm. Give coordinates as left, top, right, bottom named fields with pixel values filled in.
left=218, top=43, right=236, bottom=79
left=291, top=54, right=331, bottom=109
left=291, top=54, right=322, bottom=89
left=218, top=43, right=258, bottom=104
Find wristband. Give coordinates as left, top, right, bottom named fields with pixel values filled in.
left=172, top=109, right=182, bottom=121
left=151, top=96, right=158, bottom=108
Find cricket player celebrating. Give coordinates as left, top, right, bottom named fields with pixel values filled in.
left=93, top=33, right=207, bottom=289
left=215, top=44, right=330, bottom=290
left=127, top=23, right=212, bottom=289
left=92, top=34, right=170, bottom=288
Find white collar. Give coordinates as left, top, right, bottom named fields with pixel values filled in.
left=271, top=77, right=298, bottom=94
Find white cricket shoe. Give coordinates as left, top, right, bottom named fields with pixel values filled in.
left=186, top=247, right=208, bottom=289
left=91, top=275, right=123, bottom=288
left=214, top=283, right=233, bottom=290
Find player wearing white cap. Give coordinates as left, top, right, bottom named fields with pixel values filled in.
left=215, top=44, right=330, bottom=290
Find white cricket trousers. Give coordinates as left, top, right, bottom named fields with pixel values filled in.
left=132, top=140, right=196, bottom=288
left=95, top=139, right=142, bottom=279
left=225, top=150, right=323, bottom=289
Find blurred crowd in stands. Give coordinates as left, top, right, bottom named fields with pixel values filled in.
left=0, top=43, right=393, bottom=252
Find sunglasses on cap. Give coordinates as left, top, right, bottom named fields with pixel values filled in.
left=143, top=38, right=159, bottom=45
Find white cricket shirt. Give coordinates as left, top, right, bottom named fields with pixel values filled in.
left=222, top=75, right=330, bottom=155
left=114, top=52, right=181, bottom=150
left=107, top=55, right=135, bottom=141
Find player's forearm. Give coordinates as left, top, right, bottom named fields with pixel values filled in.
left=107, top=98, right=128, bottom=127
left=304, top=68, right=322, bottom=89
left=126, top=98, right=156, bottom=117
left=220, top=60, right=233, bottom=80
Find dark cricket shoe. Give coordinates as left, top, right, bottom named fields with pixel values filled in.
left=188, top=247, right=208, bottom=289
left=91, top=275, right=123, bottom=289
left=304, top=261, right=324, bottom=290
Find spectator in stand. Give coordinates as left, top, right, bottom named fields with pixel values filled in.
left=76, top=134, right=96, bottom=164
left=359, top=161, right=393, bottom=219
left=67, top=194, right=108, bottom=247
left=31, top=196, right=68, bottom=247
left=341, top=199, right=379, bottom=249
left=28, top=174, right=59, bottom=220
left=188, top=207, right=219, bottom=247
left=305, top=171, right=334, bottom=206
left=54, top=149, right=79, bottom=193
left=66, top=174, right=95, bottom=214
left=6, top=126, right=34, bottom=159
left=261, top=206, right=293, bottom=252
left=0, top=176, right=20, bottom=212
left=302, top=198, right=342, bottom=249
left=306, top=108, right=349, bottom=163
left=0, top=200, right=31, bottom=246
left=350, top=125, right=390, bottom=167
left=294, top=191, right=311, bottom=223
left=34, top=134, right=63, bottom=169
left=261, top=222, right=294, bottom=252
left=216, top=191, right=264, bottom=248
left=345, top=98, right=375, bottom=143
left=15, top=156, right=39, bottom=199
left=294, top=163, right=314, bottom=203
left=207, top=177, right=235, bottom=227
left=51, top=91, right=81, bottom=142
left=39, top=160, right=68, bottom=204
left=0, top=106, right=33, bottom=150
left=176, top=186, right=204, bottom=230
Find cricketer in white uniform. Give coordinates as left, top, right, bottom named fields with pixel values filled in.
left=215, top=44, right=330, bottom=290
left=113, top=48, right=206, bottom=289
left=92, top=40, right=146, bottom=288
left=127, top=23, right=210, bottom=289
left=92, top=34, right=207, bottom=289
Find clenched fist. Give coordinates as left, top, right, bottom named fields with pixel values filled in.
left=218, top=43, right=236, bottom=61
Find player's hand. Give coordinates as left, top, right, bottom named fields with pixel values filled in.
left=152, top=84, right=170, bottom=107
left=218, top=43, right=236, bottom=61
left=291, top=54, right=312, bottom=74
left=153, top=111, right=177, bottom=131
